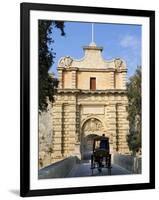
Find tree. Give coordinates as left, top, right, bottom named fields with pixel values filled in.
left=39, top=20, right=65, bottom=111
left=127, top=66, right=141, bottom=155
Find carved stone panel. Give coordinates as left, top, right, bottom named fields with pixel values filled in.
left=82, top=106, right=104, bottom=115
left=83, top=118, right=104, bottom=132
left=58, top=56, right=73, bottom=68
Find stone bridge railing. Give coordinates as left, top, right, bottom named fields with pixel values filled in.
left=113, top=153, right=141, bottom=174
left=38, top=156, right=79, bottom=179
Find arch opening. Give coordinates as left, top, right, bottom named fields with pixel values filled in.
left=80, top=118, right=107, bottom=160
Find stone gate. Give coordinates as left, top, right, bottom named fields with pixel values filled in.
left=39, top=42, right=130, bottom=166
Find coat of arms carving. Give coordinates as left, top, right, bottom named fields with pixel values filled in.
left=114, top=58, right=123, bottom=70
left=58, top=56, right=73, bottom=68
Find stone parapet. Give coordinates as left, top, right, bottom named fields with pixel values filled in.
left=39, top=156, right=79, bottom=178
left=113, top=153, right=141, bottom=173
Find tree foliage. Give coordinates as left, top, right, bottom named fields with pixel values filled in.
left=127, top=66, right=141, bottom=155
left=39, top=20, right=65, bottom=111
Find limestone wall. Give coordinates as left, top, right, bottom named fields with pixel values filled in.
left=39, top=91, right=130, bottom=167
left=52, top=94, right=78, bottom=162
left=59, top=69, right=126, bottom=90
left=113, top=153, right=141, bottom=174
left=39, top=103, right=54, bottom=169
left=115, top=71, right=127, bottom=89
left=39, top=156, right=79, bottom=179
left=63, top=71, right=72, bottom=88
left=57, top=43, right=127, bottom=91
left=39, top=43, right=130, bottom=168
left=78, top=93, right=129, bottom=154
left=77, top=71, right=114, bottom=90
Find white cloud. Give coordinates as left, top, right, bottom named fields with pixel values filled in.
left=120, top=35, right=140, bottom=50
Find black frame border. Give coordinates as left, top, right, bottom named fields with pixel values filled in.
left=20, top=2, right=155, bottom=197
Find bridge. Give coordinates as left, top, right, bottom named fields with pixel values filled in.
left=67, top=160, right=130, bottom=177
left=38, top=153, right=141, bottom=179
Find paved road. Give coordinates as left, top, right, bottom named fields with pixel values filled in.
left=67, top=160, right=131, bottom=177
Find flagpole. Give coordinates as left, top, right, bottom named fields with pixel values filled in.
left=92, top=23, right=94, bottom=43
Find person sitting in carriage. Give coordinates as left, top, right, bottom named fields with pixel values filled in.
left=96, top=134, right=107, bottom=172
left=91, top=134, right=111, bottom=174
left=99, top=134, right=107, bottom=149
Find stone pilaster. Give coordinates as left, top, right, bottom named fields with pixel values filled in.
left=121, top=72, right=127, bottom=89
left=116, top=103, right=129, bottom=154
left=52, top=104, right=63, bottom=162
left=72, top=70, right=77, bottom=89
left=109, top=72, right=115, bottom=89
left=60, top=95, right=77, bottom=157
left=107, top=103, right=117, bottom=153
left=76, top=104, right=81, bottom=143
left=58, top=69, right=63, bottom=89
left=114, top=72, right=116, bottom=89
left=62, top=104, right=74, bottom=156
left=114, top=72, right=122, bottom=89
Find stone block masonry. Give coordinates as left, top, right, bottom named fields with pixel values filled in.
left=39, top=41, right=130, bottom=168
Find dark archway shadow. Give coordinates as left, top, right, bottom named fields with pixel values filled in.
left=81, top=134, right=98, bottom=160
left=80, top=117, right=106, bottom=161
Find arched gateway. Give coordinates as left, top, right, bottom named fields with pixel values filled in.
left=39, top=41, right=130, bottom=165
left=81, top=118, right=109, bottom=159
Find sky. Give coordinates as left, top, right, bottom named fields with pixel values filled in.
left=49, top=21, right=141, bottom=79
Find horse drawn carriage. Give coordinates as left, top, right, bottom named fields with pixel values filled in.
left=90, top=134, right=111, bottom=175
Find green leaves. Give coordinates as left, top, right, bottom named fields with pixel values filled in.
left=127, top=66, right=141, bottom=155
left=38, top=20, right=65, bottom=111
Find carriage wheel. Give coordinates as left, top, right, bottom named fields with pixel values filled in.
left=108, top=167, right=111, bottom=175
left=91, top=155, right=94, bottom=175
left=108, top=154, right=111, bottom=175
left=91, top=168, right=94, bottom=175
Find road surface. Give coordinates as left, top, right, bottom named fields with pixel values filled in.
left=67, top=160, right=131, bottom=177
